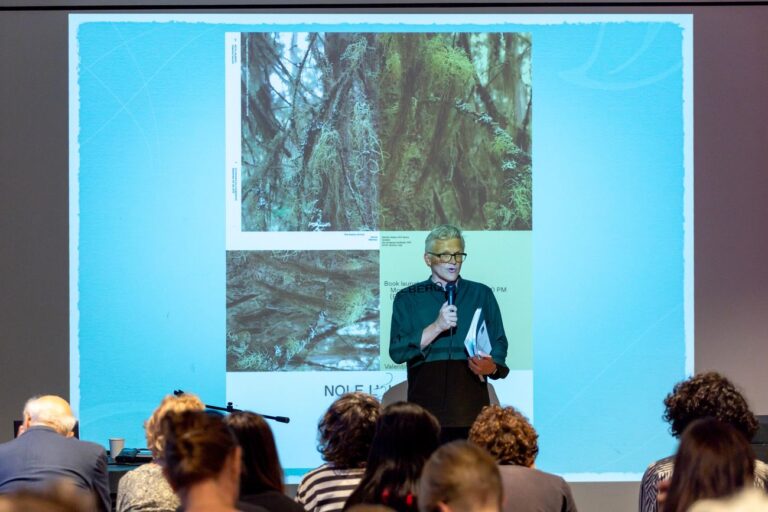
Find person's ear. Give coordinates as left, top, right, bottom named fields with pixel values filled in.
left=22, top=413, right=31, bottom=428
left=424, top=253, right=432, bottom=267
left=231, top=446, right=243, bottom=480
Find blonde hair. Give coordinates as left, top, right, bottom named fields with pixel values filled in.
left=145, top=394, right=205, bottom=458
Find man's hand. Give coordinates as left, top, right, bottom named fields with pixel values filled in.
left=420, top=302, right=458, bottom=349
left=435, top=301, right=458, bottom=331
left=469, top=354, right=497, bottom=376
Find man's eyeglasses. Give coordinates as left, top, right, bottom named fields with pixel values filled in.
left=428, top=252, right=468, bottom=263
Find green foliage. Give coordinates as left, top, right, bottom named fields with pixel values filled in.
left=239, top=31, right=532, bottom=232
left=383, top=51, right=402, bottom=85
left=424, top=37, right=474, bottom=94
left=341, top=37, right=368, bottom=66
left=491, top=128, right=522, bottom=159
left=327, top=287, right=369, bottom=325
left=236, top=350, right=273, bottom=371
left=508, top=166, right=533, bottom=228
left=402, top=142, right=424, bottom=172
left=378, top=33, right=532, bottom=230
left=309, top=128, right=342, bottom=179
left=284, top=336, right=308, bottom=362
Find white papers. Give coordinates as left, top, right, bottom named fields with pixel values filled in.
left=464, top=308, right=493, bottom=357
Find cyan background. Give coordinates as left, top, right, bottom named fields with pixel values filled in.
left=71, top=15, right=689, bottom=477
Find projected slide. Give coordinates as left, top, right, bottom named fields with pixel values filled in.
left=70, top=13, right=691, bottom=481
left=223, top=30, right=535, bottom=472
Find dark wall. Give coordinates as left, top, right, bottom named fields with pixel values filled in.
left=693, top=6, right=768, bottom=405
left=0, top=11, right=69, bottom=438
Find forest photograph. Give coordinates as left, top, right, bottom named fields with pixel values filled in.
left=226, top=250, right=379, bottom=372
left=239, top=32, right=532, bottom=232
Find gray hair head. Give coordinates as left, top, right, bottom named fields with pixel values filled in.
left=425, top=224, right=465, bottom=253
left=23, top=395, right=77, bottom=435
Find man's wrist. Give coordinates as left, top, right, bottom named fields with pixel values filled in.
left=420, top=322, right=440, bottom=349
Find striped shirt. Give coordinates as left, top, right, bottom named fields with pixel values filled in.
left=639, top=456, right=768, bottom=512
left=296, top=464, right=365, bottom=512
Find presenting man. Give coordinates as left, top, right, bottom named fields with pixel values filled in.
left=0, top=395, right=110, bottom=511
left=389, top=224, right=509, bottom=442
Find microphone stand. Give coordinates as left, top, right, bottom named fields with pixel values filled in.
left=173, top=389, right=290, bottom=423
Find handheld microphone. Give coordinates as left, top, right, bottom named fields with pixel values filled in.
left=446, top=282, right=456, bottom=306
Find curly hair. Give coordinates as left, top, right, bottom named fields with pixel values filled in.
left=663, top=372, right=758, bottom=439
left=145, top=393, right=205, bottom=458
left=318, top=392, right=380, bottom=468
left=468, top=405, right=538, bottom=467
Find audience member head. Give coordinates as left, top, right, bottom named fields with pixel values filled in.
left=663, top=372, right=758, bottom=439
left=145, top=393, right=205, bottom=459
left=345, top=401, right=440, bottom=511
left=224, top=411, right=284, bottom=494
left=22, top=396, right=77, bottom=436
left=0, top=482, right=94, bottom=512
left=318, top=392, right=380, bottom=469
left=469, top=405, right=538, bottom=467
left=663, top=418, right=755, bottom=512
left=158, top=410, right=242, bottom=508
left=418, top=441, right=502, bottom=512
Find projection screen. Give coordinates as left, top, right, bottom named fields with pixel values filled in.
left=69, top=12, right=692, bottom=481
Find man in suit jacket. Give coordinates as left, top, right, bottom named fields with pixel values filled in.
left=0, top=395, right=110, bottom=511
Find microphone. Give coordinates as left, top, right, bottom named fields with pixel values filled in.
left=172, top=389, right=290, bottom=423
left=446, top=282, right=456, bottom=306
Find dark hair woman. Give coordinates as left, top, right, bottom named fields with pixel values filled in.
left=158, top=411, right=262, bottom=512
left=663, top=418, right=755, bottom=512
left=224, top=412, right=304, bottom=512
left=344, top=402, right=440, bottom=512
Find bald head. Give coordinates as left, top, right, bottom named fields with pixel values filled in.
left=23, top=396, right=77, bottom=436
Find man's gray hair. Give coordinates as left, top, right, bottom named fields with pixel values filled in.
left=425, top=224, right=465, bottom=253
left=23, top=396, right=77, bottom=435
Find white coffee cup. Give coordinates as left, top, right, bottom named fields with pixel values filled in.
left=109, top=438, right=125, bottom=460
